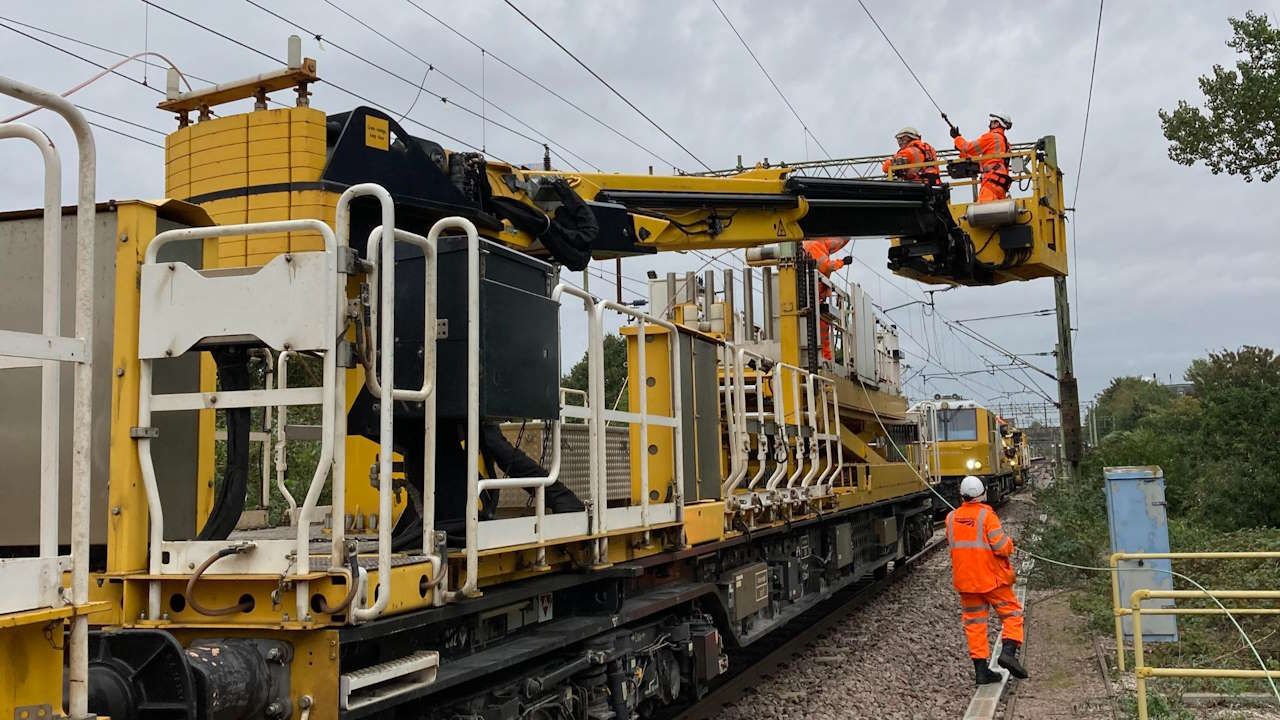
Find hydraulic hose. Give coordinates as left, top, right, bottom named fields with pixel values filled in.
left=314, top=542, right=362, bottom=616
left=185, top=544, right=255, bottom=616
left=198, top=347, right=251, bottom=541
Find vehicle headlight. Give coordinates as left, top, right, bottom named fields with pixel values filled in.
left=966, top=458, right=982, bottom=470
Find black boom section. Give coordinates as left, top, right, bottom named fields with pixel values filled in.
left=784, top=176, right=941, bottom=238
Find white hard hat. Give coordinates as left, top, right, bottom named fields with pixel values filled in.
left=959, top=475, right=986, bottom=500
left=989, top=112, right=1013, bottom=130
left=895, top=126, right=921, bottom=140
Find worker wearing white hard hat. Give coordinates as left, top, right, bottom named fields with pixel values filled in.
left=950, top=112, right=1014, bottom=202
left=945, top=475, right=1030, bottom=684
left=882, top=126, right=940, bottom=185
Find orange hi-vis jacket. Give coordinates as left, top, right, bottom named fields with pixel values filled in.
left=882, top=139, right=941, bottom=185
left=954, top=127, right=1012, bottom=196
left=945, top=500, right=1015, bottom=594
left=803, top=237, right=850, bottom=276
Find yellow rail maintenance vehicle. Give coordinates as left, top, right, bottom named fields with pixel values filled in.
left=912, top=396, right=1020, bottom=510
left=0, top=48, right=1067, bottom=720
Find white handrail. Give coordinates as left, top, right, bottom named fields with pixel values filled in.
left=137, top=218, right=338, bottom=621
left=356, top=223, right=440, bottom=619
left=0, top=74, right=96, bottom=720
left=0, top=122, right=60, bottom=558
left=596, top=301, right=685, bottom=533
left=550, top=283, right=605, bottom=565
left=273, top=350, right=300, bottom=518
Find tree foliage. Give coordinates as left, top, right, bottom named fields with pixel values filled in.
left=1158, top=12, right=1280, bottom=182
left=1090, top=375, right=1175, bottom=435
left=561, top=333, right=629, bottom=411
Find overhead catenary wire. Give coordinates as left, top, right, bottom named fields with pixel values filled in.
left=711, top=0, right=834, bottom=162
left=241, top=0, right=556, bottom=159
left=1070, top=0, right=1105, bottom=334
left=401, top=0, right=680, bottom=171
left=138, top=1, right=511, bottom=162
left=320, top=0, right=599, bottom=172
left=501, top=0, right=713, bottom=173
left=856, top=0, right=947, bottom=119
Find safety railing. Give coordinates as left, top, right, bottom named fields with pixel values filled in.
left=0, top=74, right=97, bottom=719
left=721, top=345, right=844, bottom=512
left=134, top=183, right=403, bottom=622
left=357, top=221, right=444, bottom=616
left=1109, top=551, right=1280, bottom=720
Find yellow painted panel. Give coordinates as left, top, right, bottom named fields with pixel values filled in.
left=624, top=326, right=676, bottom=504
left=249, top=168, right=290, bottom=185
left=290, top=166, right=323, bottom=182
left=201, top=195, right=248, bottom=215
left=191, top=141, right=249, bottom=164
left=247, top=236, right=288, bottom=255
left=248, top=137, right=290, bottom=155
left=248, top=152, right=292, bottom=172
left=189, top=128, right=247, bottom=154
left=289, top=150, right=327, bottom=172
left=247, top=123, right=291, bottom=143
left=165, top=168, right=191, bottom=188
left=189, top=176, right=246, bottom=197
left=247, top=192, right=291, bottom=211
left=218, top=238, right=247, bottom=255
left=684, top=500, right=726, bottom=545
left=291, top=189, right=338, bottom=207
left=168, top=183, right=190, bottom=200
left=292, top=135, right=327, bottom=155
left=246, top=251, right=280, bottom=266
left=247, top=107, right=295, bottom=126
left=191, top=157, right=248, bottom=183
left=165, top=125, right=192, bottom=149
left=0, top=621, right=63, bottom=716
left=166, top=144, right=190, bottom=166
left=289, top=204, right=335, bottom=222
left=290, top=118, right=326, bottom=138
left=289, top=232, right=326, bottom=252
left=247, top=206, right=289, bottom=222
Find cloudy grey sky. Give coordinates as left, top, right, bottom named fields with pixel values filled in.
left=1, top=0, right=1276, bottom=408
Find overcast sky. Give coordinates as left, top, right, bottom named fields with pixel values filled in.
left=1, top=0, right=1276, bottom=411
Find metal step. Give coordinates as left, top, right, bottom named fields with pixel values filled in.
left=339, top=650, right=440, bottom=711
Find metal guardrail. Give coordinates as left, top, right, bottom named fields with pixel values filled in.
left=1110, top=551, right=1280, bottom=720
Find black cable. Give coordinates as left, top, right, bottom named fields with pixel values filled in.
left=76, top=105, right=167, bottom=135
left=401, top=0, right=678, bottom=170
left=242, top=0, right=551, bottom=156
left=139, top=1, right=508, bottom=161
left=322, top=0, right=597, bottom=172
left=1071, top=0, right=1105, bottom=332
left=501, top=0, right=713, bottom=172
left=856, top=0, right=946, bottom=117
left=711, top=0, right=834, bottom=161
left=85, top=119, right=165, bottom=149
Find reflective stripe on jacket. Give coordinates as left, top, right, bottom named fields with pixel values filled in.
left=945, top=500, right=1015, bottom=593
left=882, top=140, right=941, bottom=184
left=803, top=237, right=850, bottom=276
left=954, top=127, right=1011, bottom=185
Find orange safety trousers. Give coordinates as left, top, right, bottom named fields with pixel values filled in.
left=977, top=180, right=1008, bottom=203
left=803, top=238, right=849, bottom=362
left=959, top=584, right=1024, bottom=659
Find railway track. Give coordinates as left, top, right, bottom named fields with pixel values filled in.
left=669, top=533, right=949, bottom=720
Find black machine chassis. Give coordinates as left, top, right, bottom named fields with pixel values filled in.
left=337, top=491, right=934, bottom=720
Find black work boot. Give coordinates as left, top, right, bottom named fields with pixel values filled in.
left=998, top=639, right=1029, bottom=679
left=973, top=658, right=1002, bottom=685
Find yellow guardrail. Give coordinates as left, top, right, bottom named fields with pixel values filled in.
left=1110, top=551, right=1280, bottom=720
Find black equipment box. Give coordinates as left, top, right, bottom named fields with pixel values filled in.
left=390, top=235, right=560, bottom=420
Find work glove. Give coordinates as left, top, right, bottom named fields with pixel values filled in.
left=842, top=255, right=853, bottom=265
left=949, top=126, right=961, bottom=139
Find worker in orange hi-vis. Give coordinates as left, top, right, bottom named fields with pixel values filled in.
left=881, top=127, right=941, bottom=185
left=802, top=237, right=851, bottom=362
left=951, top=112, right=1013, bottom=203
left=946, top=475, right=1030, bottom=685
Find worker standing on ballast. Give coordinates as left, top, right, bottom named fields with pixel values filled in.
left=882, top=127, right=941, bottom=185
left=946, top=475, right=1029, bottom=684
left=951, top=113, right=1013, bottom=202
left=802, top=237, right=851, bottom=362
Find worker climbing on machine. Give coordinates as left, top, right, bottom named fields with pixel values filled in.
left=950, top=113, right=1013, bottom=202
left=802, top=237, right=853, bottom=362
left=881, top=127, right=941, bottom=185
left=946, top=475, right=1030, bottom=685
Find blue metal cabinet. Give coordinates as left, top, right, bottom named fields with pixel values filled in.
left=1105, top=466, right=1178, bottom=642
